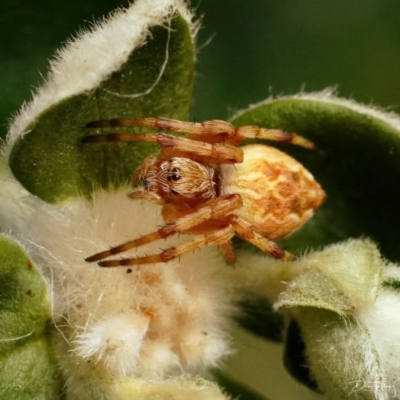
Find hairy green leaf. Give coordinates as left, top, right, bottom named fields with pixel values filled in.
left=0, top=235, right=61, bottom=399
left=9, top=15, right=194, bottom=204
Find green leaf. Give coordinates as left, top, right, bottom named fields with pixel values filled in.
left=275, top=239, right=383, bottom=315
left=0, top=235, right=61, bottom=399
left=9, top=14, right=194, bottom=204
left=294, top=308, right=384, bottom=400
left=231, top=95, right=400, bottom=262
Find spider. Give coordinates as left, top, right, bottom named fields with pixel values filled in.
left=83, top=117, right=326, bottom=267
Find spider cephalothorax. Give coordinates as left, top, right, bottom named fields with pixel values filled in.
left=138, top=156, right=217, bottom=201
left=83, top=117, right=325, bottom=266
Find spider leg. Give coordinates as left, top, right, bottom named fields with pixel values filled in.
left=98, top=224, right=236, bottom=267
left=85, top=194, right=242, bottom=263
left=128, top=189, right=163, bottom=204
left=234, top=126, right=316, bottom=150
left=86, top=117, right=315, bottom=149
left=86, top=117, right=237, bottom=138
left=219, top=240, right=236, bottom=263
left=83, top=132, right=243, bottom=163
left=133, top=155, right=158, bottom=180
left=232, top=217, right=294, bottom=260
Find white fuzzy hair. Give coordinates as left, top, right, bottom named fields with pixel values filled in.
left=358, top=283, right=400, bottom=398
left=8, top=186, right=233, bottom=380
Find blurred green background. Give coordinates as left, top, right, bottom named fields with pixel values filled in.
left=1, top=0, right=400, bottom=138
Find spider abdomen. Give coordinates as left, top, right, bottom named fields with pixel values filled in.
left=220, top=144, right=326, bottom=240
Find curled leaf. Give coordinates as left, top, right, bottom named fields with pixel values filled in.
left=6, top=0, right=195, bottom=204
left=275, top=239, right=383, bottom=315
left=294, top=308, right=385, bottom=400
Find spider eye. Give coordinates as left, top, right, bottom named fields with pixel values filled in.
left=167, top=167, right=181, bottom=181
left=167, top=175, right=181, bottom=182
left=171, top=189, right=179, bottom=195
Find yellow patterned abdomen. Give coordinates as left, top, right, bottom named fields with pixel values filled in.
left=220, top=144, right=326, bottom=239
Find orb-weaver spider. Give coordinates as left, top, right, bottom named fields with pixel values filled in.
left=83, top=117, right=325, bottom=266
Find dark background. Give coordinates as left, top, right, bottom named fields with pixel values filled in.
left=1, top=0, right=400, bottom=138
